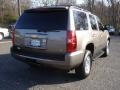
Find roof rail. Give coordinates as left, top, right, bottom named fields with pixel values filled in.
left=71, top=6, right=91, bottom=13
left=54, top=5, right=91, bottom=13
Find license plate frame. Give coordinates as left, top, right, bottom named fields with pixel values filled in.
left=30, top=39, right=41, bottom=47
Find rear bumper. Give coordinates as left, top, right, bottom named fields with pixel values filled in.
left=11, top=47, right=84, bottom=70
left=4, top=32, right=9, bottom=37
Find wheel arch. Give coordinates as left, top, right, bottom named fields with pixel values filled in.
left=86, top=43, right=94, bottom=56
left=108, top=37, right=110, bottom=42
left=0, top=32, right=4, bottom=36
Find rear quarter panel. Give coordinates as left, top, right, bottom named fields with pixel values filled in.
left=76, top=30, right=92, bottom=51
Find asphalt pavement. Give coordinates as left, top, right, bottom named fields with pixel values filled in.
left=0, top=36, right=120, bottom=90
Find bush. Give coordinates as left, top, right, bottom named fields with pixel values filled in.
left=0, top=14, right=17, bottom=27
left=5, top=14, right=17, bottom=24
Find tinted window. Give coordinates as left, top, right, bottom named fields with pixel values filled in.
left=16, top=10, right=68, bottom=31
left=89, top=15, right=97, bottom=30
left=73, top=11, right=88, bottom=30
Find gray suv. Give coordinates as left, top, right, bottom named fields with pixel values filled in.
left=11, top=6, right=110, bottom=78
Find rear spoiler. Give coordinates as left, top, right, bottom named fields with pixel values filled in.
left=25, top=7, right=69, bottom=13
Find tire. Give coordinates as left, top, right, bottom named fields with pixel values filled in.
left=103, top=40, right=110, bottom=57
left=75, top=50, right=92, bottom=79
left=0, top=33, right=4, bottom=41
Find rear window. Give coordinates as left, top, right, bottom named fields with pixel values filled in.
left=15, top=10, right=68, bottom=31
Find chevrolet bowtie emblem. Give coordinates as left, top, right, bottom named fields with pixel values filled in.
left=31, top=35, right=38, bottom=38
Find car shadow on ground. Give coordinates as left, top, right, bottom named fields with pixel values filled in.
left=0, top=54, right=83, bottom=90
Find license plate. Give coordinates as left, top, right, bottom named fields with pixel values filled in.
left=30, top=39, right=41, bottom=47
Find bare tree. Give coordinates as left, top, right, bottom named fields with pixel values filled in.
left=85, top=0, right=95, bottom=12
left=42, top=0, right=55, bottom=6
left=32, top=0, right=76, bottom=7
left=107, top=0, right=120, bottom=29
left=81, top=0, right=120, bottom=30
left=0, top=0, right=31, bottom=26
left=32, top=0, right=56, bottom=7
left=56, top=0, right=76, bottom=5
left=0, top=0, right=5, bottom=24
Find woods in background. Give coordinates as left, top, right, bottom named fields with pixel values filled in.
left=0, top=0, right=30, bottom=27
left=0, top=0, right=120, bottom=30
left=83, top=0, right=120, bottom=31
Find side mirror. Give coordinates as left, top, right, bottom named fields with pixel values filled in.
left=103, top=25, right=108, bottom=31
left=100, top=25, right=108, bottom=31
left=99, top=26, right=105, bottom=31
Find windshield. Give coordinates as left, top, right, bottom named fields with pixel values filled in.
left=15, top=10, right=68, bottom=31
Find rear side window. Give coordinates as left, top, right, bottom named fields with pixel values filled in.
left=89, top=15, right=97, bottom=30
left=73, top=11, right=88, bottom=30
left=15, top=10, right=68, bottom=31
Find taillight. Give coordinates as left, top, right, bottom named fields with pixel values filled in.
left=12, top=29, right=15, bottom=45
left=67, top=31, right=77, bottom=53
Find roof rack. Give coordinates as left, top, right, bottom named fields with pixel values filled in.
left=29, top=5, right=91, bottom=13
left=71, top=6, right=91, bottom=13
left=54, top=5, right=91, bottom=13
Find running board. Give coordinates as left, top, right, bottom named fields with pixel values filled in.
left=93, top=51, right=104, bottom=61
